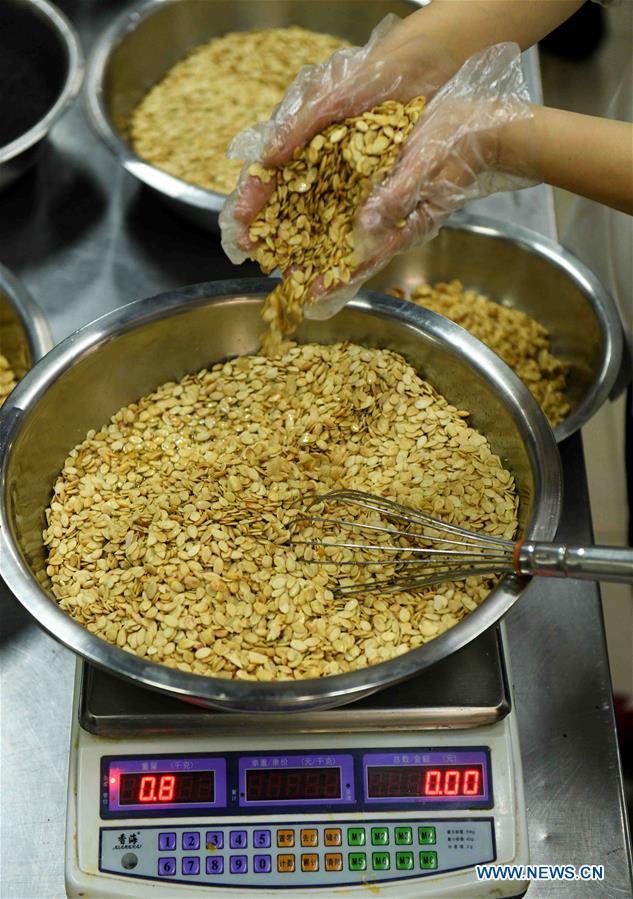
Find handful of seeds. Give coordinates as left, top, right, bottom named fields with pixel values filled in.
left=0, top=352, right=17, bottom=407
left=247, top=96, right=426, bottom=354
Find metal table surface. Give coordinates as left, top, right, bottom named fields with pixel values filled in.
left=0, top=3, right=631, bottom=897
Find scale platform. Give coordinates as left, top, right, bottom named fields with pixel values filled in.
left=65, top=625, right=529, bottom=898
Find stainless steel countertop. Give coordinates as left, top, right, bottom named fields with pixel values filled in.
left=0, top=3, right=631, bottom=897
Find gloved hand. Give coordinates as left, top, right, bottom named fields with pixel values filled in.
left=351, top=42, right=538, bottom=293
left=221, top=13, right=459, bottom=254
left=220, top=18, right=538, bottom=320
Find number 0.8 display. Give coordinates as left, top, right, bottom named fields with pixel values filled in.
left=118, top=771, right=215, bottom=805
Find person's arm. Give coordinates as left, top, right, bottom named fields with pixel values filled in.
left=230, top=0, right=586, bottom=232
left=500, top=107, right=633, bottom=215
left=403, top=0, right=585, bottom=65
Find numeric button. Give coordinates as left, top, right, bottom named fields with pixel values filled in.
left=254, top=854, right=272, bottom=873
left=206, top=856, right=224, bottom=875
left=182, top=832, right=200, bottom=850
left=158, top=857, right=176, bottom=876
left=229, top=830, right=247, bottom=849
left=182, top=857, right=200, bottom=875
left=230, top=855, right=248, bottom=874
left=206, top=831, right=224, bottom=850
left=253, top=829, right=271, bottom=848
left=158, top=833, right=176, bottom=851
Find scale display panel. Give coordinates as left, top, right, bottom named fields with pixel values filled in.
left=103, top=757, right=227, bottom=816
left=101, top=749, right=491, bottom=819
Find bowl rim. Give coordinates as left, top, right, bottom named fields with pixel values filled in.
left=443, top=213, right=624, bottom=443
left=84, top=0, right=242, bottom=212
left=0, top=279, right=562, bottom=712
left=0, top=0, right=84, bottom=164
left=0, top=261, right=54, bottom=364
left=83, top=0, right=426, bottom=211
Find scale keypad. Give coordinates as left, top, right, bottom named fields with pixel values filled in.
left=100, top=820, right=494, bottom=886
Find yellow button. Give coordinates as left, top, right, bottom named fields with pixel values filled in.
left=301, top=853, right=319, bottom=872
left=277, top=830, right=295, bottom=848
left=324, top=828, right=342, bottom=847
left=325, top=852, right=343, bottom=872
left=301, top=829, right=318, bottom=847
left=277, top=854, right=295, bottom=873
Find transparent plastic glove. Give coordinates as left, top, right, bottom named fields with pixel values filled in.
left=351, top=43, right=537, bottom=297
left=221, top=40, right=538, bottom=321
left=307, top=42, right=538, bottom=319
left=220, top=13, right=458, bottom=257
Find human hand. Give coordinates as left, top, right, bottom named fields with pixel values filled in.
left=222, top=13, right=459, bottom=255
left=349, top=42, right=537, bottom=289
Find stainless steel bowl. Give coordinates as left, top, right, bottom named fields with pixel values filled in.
left=0, top=0, right=84, bottom=192
left=84, top=0, right=422, bottom=230
left=367, top=215, right=624, bottom=442
left=0, top=263, right=53, bottom=388
left=0, top=279, right=561, bottom=712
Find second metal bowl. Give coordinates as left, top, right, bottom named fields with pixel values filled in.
left=0, top=0, right=83, bottom=192
left=367, top=216, right=624, bottom=442
left=84, top=0, right=422, bottom=230
left=0, top=263, right=53, bottom=388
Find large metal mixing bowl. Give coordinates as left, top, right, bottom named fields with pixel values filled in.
left=0, top=0, right=83, bottom=192
left=84, top=0, right=422, bottom=230
left=367, top=215, right=624, bottom=443
left=0, top=280, right=561, bottom=712
left=0, top=263, right=53, bottom=387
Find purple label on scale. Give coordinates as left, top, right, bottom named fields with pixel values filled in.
left=238, top=754, right=355, bottom=806
left=107, top=757, right=227, bottom=812
left=363, top=751, right=490, bottom=804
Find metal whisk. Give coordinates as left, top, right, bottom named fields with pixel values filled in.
left=289, top=489, right=633, bottom=594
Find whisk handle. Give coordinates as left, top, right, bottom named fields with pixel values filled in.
left=516, top=542, right=633, bottom=584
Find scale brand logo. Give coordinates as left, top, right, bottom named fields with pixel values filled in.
left=114, top=832, right=143, bottom=851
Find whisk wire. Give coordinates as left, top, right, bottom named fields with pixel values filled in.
left=289, top=489, right=516, bottom=595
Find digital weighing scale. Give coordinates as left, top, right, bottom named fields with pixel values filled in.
left=65, top=623, right=529, bottom=898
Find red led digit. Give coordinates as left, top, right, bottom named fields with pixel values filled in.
left=387, top=768, right=403, bottom=797
left=138, top=775, right=157, bottom=802
left=325, top=770, right=340, bottom=799
left=424, top=770, right=442, bottom=796
left=286, top=771, right=300, bottom=799
left=158, top=775, right=175, bottom=801
left=268, top=771, right=281, bottom=800
left=444, top=770, right=460, bottom=796
left=463, top=769, right=482, bottom=795
left=305, top=771, right=319, bottom=798
left=406, top=769, right=424, bottom=797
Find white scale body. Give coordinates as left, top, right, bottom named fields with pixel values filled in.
left=65, top=667, right=529, bottom=898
